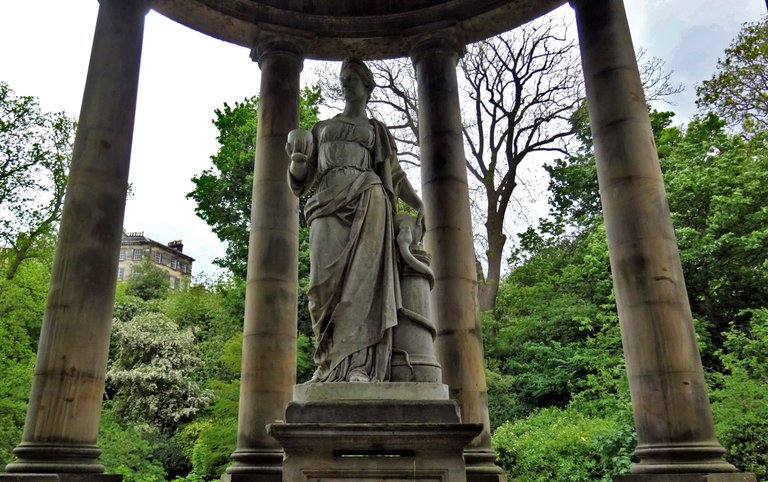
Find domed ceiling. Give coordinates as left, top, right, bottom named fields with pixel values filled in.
left=151, top=0, right=567, bottom=59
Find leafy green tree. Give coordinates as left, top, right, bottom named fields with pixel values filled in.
left=315, top=33, right=680, bottom=313
left=486, top=221, right=622, bottom=416
left=711, top=309, right=768, bottom=478
left=107, top=312, right=212, bottom=434
left=175, top=331, right=242, bottom=480
left=188, top=86, right=322, bottom=278
left=98, top=405, right=167, bottom=482
left=697, top=17, right=768, bottom=131
left=0, top=82, right=74, bottom=280
left=0, top=325, right=33, bottom=466
left=124, top=258, right=171, bottom=301
left=492, top=407, right=634, bottom=482
left=0, top=235, right=55, bottom=464
left=662, top=115, right=768, bottom=358
left=489, top=108, right=768, bottom=478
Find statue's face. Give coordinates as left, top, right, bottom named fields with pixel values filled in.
left=340, top=67, right=368, bottom=103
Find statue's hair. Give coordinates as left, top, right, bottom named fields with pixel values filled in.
left=340, top=57, right=375, bottom=97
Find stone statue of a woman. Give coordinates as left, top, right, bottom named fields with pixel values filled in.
left=286, top=58, right=424, bottom=383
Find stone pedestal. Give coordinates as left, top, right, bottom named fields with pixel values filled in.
left=269, top=384, right=482, bottom=482
left=0, top=475, right=122, bottom=482
left=615, top=474, right=756, bottom=482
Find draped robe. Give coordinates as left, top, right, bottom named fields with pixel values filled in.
left=288, top=116, right=407, bottom=382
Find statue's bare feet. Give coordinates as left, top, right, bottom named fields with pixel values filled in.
left=348, top=369, right=370, bottom=382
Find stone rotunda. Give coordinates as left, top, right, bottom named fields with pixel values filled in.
left=0, top=1, right=756, bottom=481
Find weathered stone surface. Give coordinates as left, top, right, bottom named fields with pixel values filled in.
left=226, top=40, right=303, bottom=480
left=273, top=398, right=481, bottom=481
left=288, top=59, right=424, bottom=384
left=286, top=399, right=460, bottom=424
left=150, top=0, right=566, bottom=60
left=0, top=475, right=122, bottom=482
left=294, top=382, right=449, bottom=402
left=270, top=422, right=481, bottom=482
left=572, top=0, right=734, bottom=474
left=615, top=473, right=757, bottom=482
left=392, top=243, right=442, bottom=383
left=4, top=0, right=148, bottom=474
left=412, top=34, right=496, bottom=461
left=220, top=472, right=280, bottom=482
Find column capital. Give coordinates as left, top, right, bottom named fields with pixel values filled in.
left=250, top=29, right=308, bottom=68
left=408, top=29, right=466, bottom=66
left=568, top=0, right=592, bottom=11
left=99, top=0, right=151, bottom=15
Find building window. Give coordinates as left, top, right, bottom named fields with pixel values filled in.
left=154, top=252, right=162, bottom=264
left=171, top=258, right=178, bottom=270
left=169, top=276, right=177, bottom=289
left=181, top=263, right=188, bottom=274
left=117, top=267, right=124, bottom=280
left=119, top=249, right=126, bottom=261
left=132, top=249, right=142, bottom=261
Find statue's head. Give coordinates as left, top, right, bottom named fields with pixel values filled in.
left=340, top=57, right=375, bottom=102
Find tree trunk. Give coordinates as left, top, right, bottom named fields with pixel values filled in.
left=478, top=212, right=506, bottom=312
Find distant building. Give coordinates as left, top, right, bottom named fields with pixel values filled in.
left=117, top=230, right=194, bottom=289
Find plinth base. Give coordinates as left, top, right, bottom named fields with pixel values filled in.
left=464, top=450, right=508, bottom=482
left=615, top=473, right=756, bottom=482
left=270, top=389, right=482, bottom=482
left=221, top=473, right=281, bottom=482
left=0, top=475, right=122, bottom=482
left=293, top=381, right=449, bottom=402
left=222, top=449, right=282, bottom=482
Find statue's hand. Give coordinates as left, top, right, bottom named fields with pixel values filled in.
left=286, top=128, right=314, bottom=162
left=289, top=152, right=309, bottom=163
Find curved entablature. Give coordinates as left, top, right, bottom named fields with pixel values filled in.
left=150, top=0, right=567, bottom=59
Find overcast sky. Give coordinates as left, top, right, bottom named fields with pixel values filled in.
left=0, top=1, right=764, bottom=278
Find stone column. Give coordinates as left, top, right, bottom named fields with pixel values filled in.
left=571, top=0, right=739, bottom=477
left=411, top=36, right=506, bottom=482
left=3, top=0, right=149, bottom=476
left=224, top=39, right=303, bottom=482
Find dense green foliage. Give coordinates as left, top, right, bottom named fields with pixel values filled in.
left=107, top=311, right=211, bottom=433
left=125, top=258, right=172, bottom=301
left=493, top=407, right=634, bottom=482
left=486, top=108, right=768, bottom=479
left=0, top=82, right=74, bottom=280
left=187, top=87, right=322, bottom=278
left=697, top=17, right=768, bottom=132
left=0, top=82, right=72, bottom=466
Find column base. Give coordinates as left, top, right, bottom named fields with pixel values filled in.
left=221, top=474, right=281, bottom=482
left=4, top=444, right=104, bottom=475
left=223, top=449, right=282, bottom=482
left=0, top=475, right=121, bottom=482
left=631, top=443, right=738, bottom=475
left=615, top=473, right=756, bottom=482
left=464, top=449, right=507, bottom=482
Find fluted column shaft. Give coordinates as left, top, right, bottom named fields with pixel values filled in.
left=571, top=0, right=736, bottom=475
left=4, top=0, right=149, bottom=474
left=411, top=37, right=506, bottom=482
left=226, top=40, right=302, bottom=481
